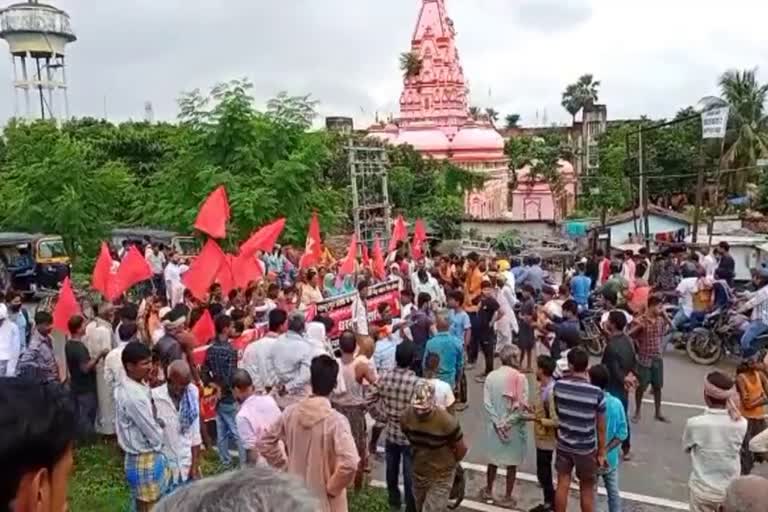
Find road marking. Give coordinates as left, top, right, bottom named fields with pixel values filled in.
left=373, top=448, right=689, bottom=510
left=370, top=480, right=515, bottom=512
left=641, top=398, right=705, bottom=410
left=458, top=462, right=689, bottom=511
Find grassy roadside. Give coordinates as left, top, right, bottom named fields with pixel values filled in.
left=69, top=442, right=389, bottom=511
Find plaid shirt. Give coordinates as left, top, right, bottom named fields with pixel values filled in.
left=17, top=331, right=59, bottom=383
left=367, top=367, right=422, bottom=446
left=202, top=337, right=237, bottom=405
left=744, top=286, right=768, bottom=325
left=635, top=316, right=665, bottom=367
left=650, top=260, right=678, bottom=291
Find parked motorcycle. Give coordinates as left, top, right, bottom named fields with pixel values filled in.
left=580, top=310, right=606, bottom=357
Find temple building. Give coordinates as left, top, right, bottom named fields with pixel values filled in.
left=368, top=0, right=576, bottom=222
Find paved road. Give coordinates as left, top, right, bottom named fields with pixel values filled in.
left=372, top=348, right=768, bottom=511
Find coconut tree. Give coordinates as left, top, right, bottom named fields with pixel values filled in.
left=485, top=108, right=500, bottom=127
left=561, top=74, right=601, bottom=123
left=399, top=51, right=422, bottom=79
left=505, top=113, right=521, bottom=129
left=719, top=68, right=768, bottom=192
left=468, top=106, right=481, bottom=120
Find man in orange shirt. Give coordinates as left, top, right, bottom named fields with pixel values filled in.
left=463, top=252, right=483, bottom=369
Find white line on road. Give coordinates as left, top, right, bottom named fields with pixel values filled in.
left=642, top=398, right=705, bottom=410
left=370, top=480, right=515, bottom=512
left=373, top=448, right=689, bottom=510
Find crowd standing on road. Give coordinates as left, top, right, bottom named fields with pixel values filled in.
left=1, top=236, right=768, bottom=512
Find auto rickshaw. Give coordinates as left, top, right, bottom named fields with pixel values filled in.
left=0, top=233, right=71, bottom=296
left=111, top=228, right=199, bottom=259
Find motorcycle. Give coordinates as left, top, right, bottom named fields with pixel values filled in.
left=686, top=309, right=768, bottom=365
left=579, top=309, right=606, bottom=357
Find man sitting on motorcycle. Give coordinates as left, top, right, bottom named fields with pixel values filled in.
left=736, top=267, right=768, bottom=358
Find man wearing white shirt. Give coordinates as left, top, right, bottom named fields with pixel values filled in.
left=164, top=253, right=186, bottom=307
left=152, top=360, right=202, bottom=487
left=146, top=244, right=167, bottom=295
left=242, top=309, right=287, bottom=393
left=701, top=247, right=718, bottom=279
left=0, top=304, right=21, bottom=377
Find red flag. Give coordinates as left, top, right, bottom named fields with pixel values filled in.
left=233, top=252, right=264, bottom=290
left=412, top=219, right=428, bottom=260
left=361, top=243, right=371, bottom=267
left=372, top=235, right=386, bottom=280
left=191, top=309, right=215, bottom=347
left=91, top=242, right=113, bottom=296
left=53, top=277, right=81, bottom=334
left=239, top=218, right=286, bottom=259
left=299, top=212, right=323, bottom=269
left=216, top=254, right=236, bottom=297
left=339, top=234, right=358, bottom=276
left=194, top=186, right=230, bottom=239
left=182, top=239, right=226, bottom=301
left=388, top=215, right=408, bottom=252
left=109, top=246, right=153, bottom=300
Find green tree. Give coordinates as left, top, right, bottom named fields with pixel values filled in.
left=266, top=91, right=320, bottom=129
left=504, top=114, right=521, bottom=129
left=468, top=106, right=481, bottom=120
left=561, top=74, right=601, bottom=123
left=485, top=108, right=499, bottom=126
left=719, top=68, right=768, bottom=193
left=399, top=51, right=422, bottom=79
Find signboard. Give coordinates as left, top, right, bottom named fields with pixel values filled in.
left=701, top=107, right=729, bottom=139
left=193, top=279, right=401, bottom=421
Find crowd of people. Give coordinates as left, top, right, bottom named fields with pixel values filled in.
left=1, top=236, right=768, bottom=512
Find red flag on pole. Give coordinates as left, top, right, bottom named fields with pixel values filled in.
left=109, top=246, right=153, bottom=300
left=372, top=235, right=386, bottom=280
left=232, top=252, right=264, bottom=290
left=182, top=239, right=226, bottom=301
left=388, top=215, right=408, bottom=252
left=361, top=243, right=371, bottom=267
left=216, top=254, right=236, bottom=297
left=194, top=186, right=230, bottom=239
left=53, top=277, right=81, bottom=334
left=412, top=219, right=428, bottom=260
left=239, top=218, right=286, bottom=259
left=339, top=234, right=358, bottom=276
left=191, top=309, right=216, bottom=347
left=299, top=212, right=323, bottom=269
left=91, top=242, right=114, bottom=297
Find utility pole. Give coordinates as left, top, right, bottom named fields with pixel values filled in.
left=639, top=130, right=650, bottom=252
left=691, top=153, right=706, bottom=244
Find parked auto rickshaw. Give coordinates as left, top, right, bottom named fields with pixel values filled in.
left=111, top=228, right=199, bottom=259
left=0, top=233, right=71, bottom=296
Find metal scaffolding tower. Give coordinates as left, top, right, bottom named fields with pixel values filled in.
left=349, top=140, right=392, bottom=249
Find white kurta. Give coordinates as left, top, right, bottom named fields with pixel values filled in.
left=84, top=319, right=116, bottom=435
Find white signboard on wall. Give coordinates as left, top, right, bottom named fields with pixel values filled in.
left=701, top=107, right=729, bottom=139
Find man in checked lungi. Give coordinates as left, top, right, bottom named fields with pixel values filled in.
left=115, top=342, right=170, bottom=511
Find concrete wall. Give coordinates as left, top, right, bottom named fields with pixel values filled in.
left=461, top=220, right=557, bottom=240
left=608, top=216, right=689, bottom=244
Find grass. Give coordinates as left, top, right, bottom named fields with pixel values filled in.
left=69, top=442, right=389, bottom=511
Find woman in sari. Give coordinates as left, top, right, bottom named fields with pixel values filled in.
left=478, top=345, right=529, bottom=508
left=323, top=272, right=342, bottom=298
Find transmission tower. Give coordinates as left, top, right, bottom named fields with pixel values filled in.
left=349, top=139, right=392, bottom=250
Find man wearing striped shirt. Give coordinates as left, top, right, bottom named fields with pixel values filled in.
left=552, top=348, right=607, bottom=512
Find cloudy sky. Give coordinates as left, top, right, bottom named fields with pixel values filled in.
left=1, top=0, right=767, bottom=127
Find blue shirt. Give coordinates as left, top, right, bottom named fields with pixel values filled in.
left=373, top=336, right=398, bottom=373
left=604, top=392, right=629, bottom=469
left=448, top=309, right=471, bottom=342
left=422, top=331, right=464, bottom=386
left=570, top=274, right=592, bottom=306
left=512, top=267, right=528, bottom=289
left=553, top=376, right=606, bottom=455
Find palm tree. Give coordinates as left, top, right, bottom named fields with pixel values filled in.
left=399, top=52, right=422, bottom=79
left=719, top=69, right=768, bottom=194
left=561, top=74, right=601, bottom=123
left=505, top=113, right=521, bottom=129
left=485, top=108, right=500, bottom=127
left=468, top=106, right=481, bottom=120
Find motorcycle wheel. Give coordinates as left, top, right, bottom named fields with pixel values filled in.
left=686, top=330, right=722, bottom=366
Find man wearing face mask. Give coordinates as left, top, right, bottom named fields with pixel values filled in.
left=0, top=303, right=21, bottom=377
left=0, top=379, right=77, bottom=512
left=6, top=290, right=30, bottom=350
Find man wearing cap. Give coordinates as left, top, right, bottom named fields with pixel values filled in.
left=401, top=380, right=467, bottom=512
left=0, top=303, right=21, bottom=377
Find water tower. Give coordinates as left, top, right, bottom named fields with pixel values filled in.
left=0, top=0, right=76, bottom=120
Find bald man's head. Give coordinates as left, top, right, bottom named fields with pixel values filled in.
left=723, top=476, right=768, bottom=512
left=232, top=369, right=255, bottom=404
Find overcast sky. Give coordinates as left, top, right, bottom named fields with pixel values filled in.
left=1, top=0, right=767, bottom=128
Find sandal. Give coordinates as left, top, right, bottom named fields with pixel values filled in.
left=479, top=488, right=495, bottom=504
